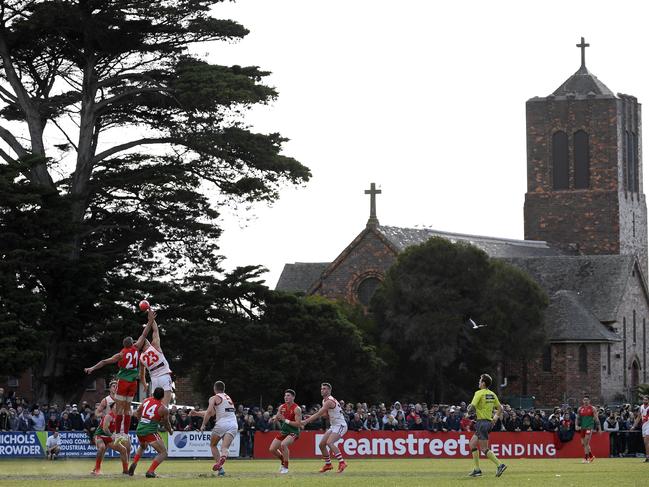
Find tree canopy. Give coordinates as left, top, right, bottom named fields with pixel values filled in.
left=0, top=0, right=310, bottom=400
left=139, top=264, right=383, bottom=406
left=372, top=237, right=548, bottom=402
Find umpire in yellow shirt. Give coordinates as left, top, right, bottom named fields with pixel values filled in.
left=467, top=373, right=507, bottom=478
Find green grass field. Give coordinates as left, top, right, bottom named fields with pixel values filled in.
left=0, top=458, right=647, bottom=487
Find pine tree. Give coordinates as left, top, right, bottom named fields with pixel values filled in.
left=0, top=1, right=310, bottom=401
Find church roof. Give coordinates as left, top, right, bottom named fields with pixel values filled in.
left=544, top=290, right=620, bottom=343
left=550, top=66, right=615, bottom=98
left=377, top=225, right=561, bottom=258
left=275, top=262, right=329, bottom=293
left=505, top=254, right=635, bottom=324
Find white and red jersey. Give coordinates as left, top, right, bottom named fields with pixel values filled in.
left=104, top=394, right=115, bottom=410
left=324, top=395, right=345, bottom=427
left=640, top=404, right=649, bottom=424
left=213, top=393, right=237, bottom=424
left=140, top=344, right=172, bottom=378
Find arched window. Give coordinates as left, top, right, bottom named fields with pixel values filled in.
left=578, top=344, right=588, bottom=373
left=542, top=345, right=552, bottom=372
left=633, top=133, right=639, bottom=192
left=573, top=130, right=589, bottom=189
left=552, top=131, right=569, bottom=189
left=356, top=277, right=381, bottom=306
left=626, top=131, right=634, bottom=192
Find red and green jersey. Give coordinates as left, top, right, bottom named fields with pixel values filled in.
left=136, top=397, right=164, bottom=435
left=279, top=402, right=300, bottom=435
left=577, top=405, right=595, bottom=429
left=96, top=412, right=116, bottom=437
left=116, top=346, right=139, bottom=382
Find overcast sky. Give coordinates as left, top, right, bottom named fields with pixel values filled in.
left=205, top=0, right=649, bottom=287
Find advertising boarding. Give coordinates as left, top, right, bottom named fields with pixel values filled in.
left=253, top=431, right=610, bottom=459
left=168, top=431, right=240, bottom=458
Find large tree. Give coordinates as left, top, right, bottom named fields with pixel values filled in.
left=0, top=0, right=310, bottom=400
left=372, top=237, right=547, bottom=402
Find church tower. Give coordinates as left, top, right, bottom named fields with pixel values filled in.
left=524, top=38, right=648, bottom=277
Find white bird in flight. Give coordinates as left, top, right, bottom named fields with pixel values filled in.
left=467, top=318, right=487, bottom=330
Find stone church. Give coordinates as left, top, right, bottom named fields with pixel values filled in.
left=276, top=39, right=649, bottom=407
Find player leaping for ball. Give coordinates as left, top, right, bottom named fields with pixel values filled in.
left=128, top=387, right=174, bottom=478
left=138, top=314, right=173, bottom=405
left=196, top=381, right=238, bottom=475
left=300, top=382, right=348, bottom=473
left=467, top=373, right=507, bottom=478
left=576, top=395, right=601, bottom=463
left=85, top=308, right=156, bottom=443
left=269, top=389, right=302, bottom=474
left=92, top=402, right=130, bottom=476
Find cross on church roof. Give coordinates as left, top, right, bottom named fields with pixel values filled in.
left=577, top=36, right=589, bottom=69
left=364, top=182, right=381, bottom=227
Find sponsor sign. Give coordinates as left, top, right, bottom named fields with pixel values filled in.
left=54, top=431, right=162, bottom=458
left=0, top=432, right=44, bottom=457
left=254, top=431, right=610, bottom=459
left=168, top=431, right=240, bottom=458
left=0, top=431, right=162, bottom=458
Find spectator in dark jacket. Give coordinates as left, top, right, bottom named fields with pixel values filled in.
left=349, top=413, right=366, bottom=432
left=255, top=411, right=271, bottom=433
left=69, top=406, right=84, bottom=431
left=0, top=407, right=9, bottom=431
left=504, top=412, right=521, bottom=432
left=57, top=412, right=72, bottom=431
left=17, top=410, right=34, bottom=432
left=443, top=409, right=461, bottom=432
left=545, top=414, right=560, bottom=432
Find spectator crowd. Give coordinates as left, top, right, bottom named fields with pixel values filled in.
left=0, top=386, right=646, bottom=458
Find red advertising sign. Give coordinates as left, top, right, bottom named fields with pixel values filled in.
left=254, top=431, right=609, bottom=459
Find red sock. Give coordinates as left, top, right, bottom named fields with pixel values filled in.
left=95, top=456, right=102, bottom=472
left=133, top=453, right=141, bottom=464
left=121, top=458, right=128, bottom=472
left=115, top=415, right=124, bottom=434
left=283, top=460, right=289, bottom=468
left=123, top=414, right=132, bottom=433
left=148, top=460, right=160, bottom=473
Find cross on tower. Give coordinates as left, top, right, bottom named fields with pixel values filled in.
left=576, top=36, right=589, bottom=69
left=364, top=182, right=381, bottom=227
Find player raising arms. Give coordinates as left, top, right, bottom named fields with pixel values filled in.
left=92, top=403, right=129, bottom=476
left=198, top=381, right=238, bottom=475
left=269, top=389, right=302, bottom=474
left=467, top=373, right=507, bottom=478
left=138, top=314, right=173, bottom=405
left=576, top=395, right=600, bottom=463
left=128, top=387, right=174, bottom=478
left=84, top=308, right=156, bottom=441
left=301, top=382, right=348, bottom=473
left=633, top=395, right=649, bottom=462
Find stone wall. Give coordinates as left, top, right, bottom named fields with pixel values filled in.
left=505, top=343, right=602, bottom=407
